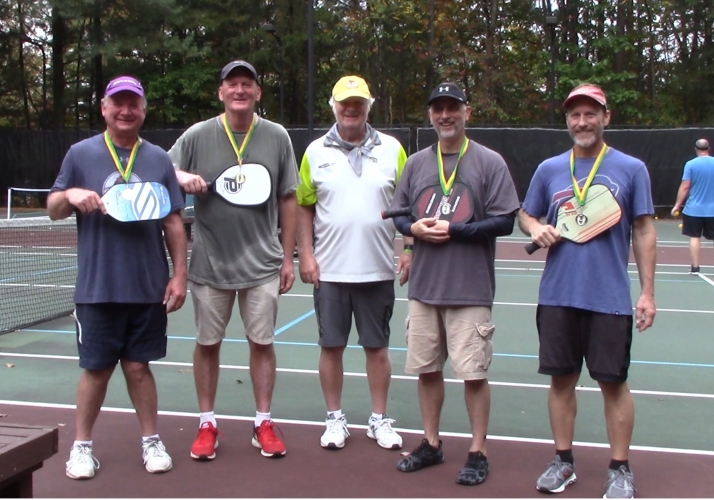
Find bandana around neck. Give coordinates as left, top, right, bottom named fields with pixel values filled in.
left=323, top=123, right=381, bottom=176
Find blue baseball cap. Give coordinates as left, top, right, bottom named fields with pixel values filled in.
left=105, top=76, right=144, bottom=97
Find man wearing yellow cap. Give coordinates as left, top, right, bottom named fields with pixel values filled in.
left=297, top=75, right=411, bottom=451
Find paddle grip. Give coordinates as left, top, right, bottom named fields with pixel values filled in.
left=524, top=242, right=541, bottom=255
left=381, top=207, right=412, bottom=220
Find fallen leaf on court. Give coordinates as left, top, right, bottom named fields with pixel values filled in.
left=58, top=423, right=66, bottom=427
left=658, top=398, right=665, bottom=401
left=236, top=379, right=243, bottom=384
left=400, top=451, right=410, bottom=456
left=5, top=363, right=14, bottom=368
left=0, top=413, right=8, bottom=418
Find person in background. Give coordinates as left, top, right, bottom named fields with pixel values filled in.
left=671, top=138, right=714, bottom=274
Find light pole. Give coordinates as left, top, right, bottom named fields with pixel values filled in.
left=545, top=15, right=558, bottom=125
left=307, top=0, right=314, bottom=140
left=261, top=23, right=285, bottom=123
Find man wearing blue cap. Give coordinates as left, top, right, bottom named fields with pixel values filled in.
left=48, top=75, right=187, bottom=479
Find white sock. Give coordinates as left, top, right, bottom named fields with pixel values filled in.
left=73, top=440, right=92, bottom=448
left=255, top=411, right=271, bottom=427
left=370, top=412, right=384, bottom=421
left=142, top=434, right=160, bottom=444
left=199, top=411, right=216, bottom=427
left=327, top=409, right=344, bottom=419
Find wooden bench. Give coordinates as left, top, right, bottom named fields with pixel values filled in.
left=0, top=423, right=58, bottom=498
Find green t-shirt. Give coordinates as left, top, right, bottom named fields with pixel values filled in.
left=169, top=115, right=298, bottom=288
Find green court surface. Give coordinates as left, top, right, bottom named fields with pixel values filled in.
left=1, top=220, right=713, bottom=457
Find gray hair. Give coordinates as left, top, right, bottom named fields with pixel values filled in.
left=695, top=138, right=710, bottom=151
left=328, top=96, right=375, bottom=118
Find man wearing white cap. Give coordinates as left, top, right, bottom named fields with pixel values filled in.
left=296, top=75, right=411, bottom=451
left=519, top=83, right=656, bottom=498
left=49, top=75, right=187, bottom=479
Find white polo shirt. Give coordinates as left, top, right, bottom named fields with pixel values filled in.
left=297, top=131, right=407, bottom=282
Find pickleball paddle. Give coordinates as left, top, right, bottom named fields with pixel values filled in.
left=382, top=182, right=475, bottom=224
left=102, top=182, right=171, bottom=222
left=525, top=184, right=622, bottom=254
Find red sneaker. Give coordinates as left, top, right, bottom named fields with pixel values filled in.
left=251, top=420, right=286, bottom=457
left=190, top=422, right=219, bottom=460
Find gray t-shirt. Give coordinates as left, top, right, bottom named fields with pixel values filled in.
left=51, top=134, right=185, bottom=304
left=168, top=115, right=298, bottom=288
left=391, top=141, right=520, bottom=306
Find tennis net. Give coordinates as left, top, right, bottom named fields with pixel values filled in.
left=0, top=216, right=77, bottom=334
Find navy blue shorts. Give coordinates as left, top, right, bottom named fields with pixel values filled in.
left=536, top=305, right=632, bottom=383
left=73, top=303, right=168, bottom=370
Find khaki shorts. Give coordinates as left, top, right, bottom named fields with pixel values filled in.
left=405, top=300, right=495, bottom=380
left=190, top=278, right=280, bottom=346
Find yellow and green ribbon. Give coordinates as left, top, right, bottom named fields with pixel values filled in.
left=437, top=137, right=469, bottom=195
left=570, top=143, right=609, bottom=206
left=222, top=113, right=257, bottom=166
left=104, top=131, right=141, bottom=182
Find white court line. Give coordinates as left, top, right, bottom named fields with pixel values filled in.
left=698, top=273, right=714, bottom=287
left=2, top=352, right=712, bottom=401
left=0, top=399, right=712, bottom=456
left=278, top=294, right=714, bottom=314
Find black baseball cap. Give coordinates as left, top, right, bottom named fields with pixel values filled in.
left=428, top=82, right=468, bottom=105
left=220, top=60, right=258, bottom=81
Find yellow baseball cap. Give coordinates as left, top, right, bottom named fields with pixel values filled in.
left=331, top=76, right=371, bottom=102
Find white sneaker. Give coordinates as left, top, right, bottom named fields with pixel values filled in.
left=320, top=414, right=350, bottom=449
left=367, top=415, right=403, bottom=450
left=66, top=444, right=100, bottom=479
left=142, top=439, right=173, bottom=473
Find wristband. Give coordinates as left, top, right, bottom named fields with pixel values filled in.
left=403, top=244, right=414, bottom=254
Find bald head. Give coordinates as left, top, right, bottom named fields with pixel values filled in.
left=695, top=139, right=709, bottom=153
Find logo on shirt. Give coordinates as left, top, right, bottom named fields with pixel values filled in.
left=317, top=162, right=335, bottom=169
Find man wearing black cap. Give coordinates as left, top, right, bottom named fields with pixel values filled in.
left=49, top=75, right=187, bottom=479
left=389, top=83, right=520, bottom=485
left=519, top=83, right=656, bottom=498
left=671, top=138, right=714, bottom=274
left=169, top=60, right=298, bottom=461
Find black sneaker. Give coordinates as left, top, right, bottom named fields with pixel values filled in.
left=690, top=266, right=700, bottom=274
left=396, top=439, right=444, bottom=472
left=456, top=451, right=489, bottom=485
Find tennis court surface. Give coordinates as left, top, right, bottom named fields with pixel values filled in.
left=1, top=217, right=713, bottom=497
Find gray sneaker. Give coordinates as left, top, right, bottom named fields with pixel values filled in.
left=536, top=456, right=577, bottom=493
left=603, top=466, right=635, bottom=498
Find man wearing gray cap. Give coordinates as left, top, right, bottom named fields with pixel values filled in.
left=672, top=138, right=714, bottom=274
left=390, top=82, right=520, bottom=485
left=169, top=60, right=298, bottom=461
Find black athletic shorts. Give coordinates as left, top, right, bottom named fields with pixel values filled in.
left=314, top=280, right=394, bottom=349
left=536, top=305, right=632, bottom=383
left=74, top=303, right=168, bottom=370
left=682, top=214, right=714, bottom=240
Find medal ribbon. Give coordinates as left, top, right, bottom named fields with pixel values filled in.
left=104, top=131, right=141, bottom=182
left=437, top=137, right=469, bottom=195
left=222, top=113, right=256, bottom=166
left=570, top=143, right=609, bottom=206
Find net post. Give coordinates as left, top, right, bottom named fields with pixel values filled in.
left=6, top=188, right=11, bottom=220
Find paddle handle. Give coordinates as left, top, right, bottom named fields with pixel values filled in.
left=381, top=207, right=412, bottom=220
left=524, top=242, right=541, bottom=254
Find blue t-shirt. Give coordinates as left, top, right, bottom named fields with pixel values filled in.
left=682, top=155, right=714, bottom=217
left=51, top=134, right=184, bottom=304
left=521, top=148, right=654, bottom=315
